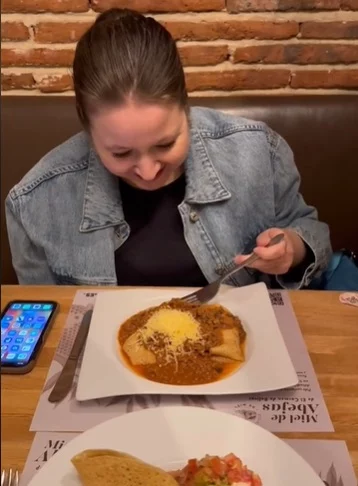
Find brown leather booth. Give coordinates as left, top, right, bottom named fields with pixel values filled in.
left=2, top=95, right=358, bottom=284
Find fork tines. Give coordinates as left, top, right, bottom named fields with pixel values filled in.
left=181, top=292, right=200, bottom=304
left=1, top=469, right=19, bottom=486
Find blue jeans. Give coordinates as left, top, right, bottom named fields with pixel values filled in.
left=308, top=251, right=358, bottom=291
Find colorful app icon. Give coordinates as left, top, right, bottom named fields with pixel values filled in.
left=4, top=337, right=12, bottom=344
left=21, top=345, right=31, bottom=352
left=11, top=304, right=21, bottom=309
left=12, top=322, right=21, bottom=329
left=43, top=304, right=52, bottom=310
left=36, top=316, right=46, bottom=323
left=1, top=345, right=8, bottom=352
left=17, top=353, right=28, bottom=360
left=22, top=304, right=31, bottom=310
left=33, top=304, right=41, bottom=310
left=1, top=322, right=10, bottom=329
left=19, top=330, right=28, bottom=336
left=15, top=338, right=24, bottom=344
left=16, top=315, right=25, bottom=322
left=25, top=338, right=35, bottom=344
left=23, top=323, right=32, bottom=329
left=34, top=322, right=43, bottom=329
left=6, top=353, right=16, bottom=360
left=8, top=330, right=17, bottom=337
left=30, top=330, right=38, bottom=337
left=11, top=345, right=19, bottom=352
left=4, top=315, right=13, bottom=321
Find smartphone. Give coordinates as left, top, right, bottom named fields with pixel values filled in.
left=1, top=300, right=58, bottom=374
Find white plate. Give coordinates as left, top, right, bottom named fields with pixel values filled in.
left=28, top=406, right=324, bottom=486
left=76, top=283, right=297, bottom=401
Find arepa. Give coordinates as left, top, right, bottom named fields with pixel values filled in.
left=71, top=449, right=178, bottom=486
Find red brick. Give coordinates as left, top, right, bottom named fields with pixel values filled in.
left=1, top=22, right=30, bottom=41
left=1, top=71, right=74, bottom=92
left=35, top=74, right=74, bottom=92
left=1, top=72, right=35, bottom=90
left=34, top=22, right=92, bottom=43
left=300, top=21, right=358, bottom=39
left=291, top=69, right=358, bottom=88
left=233, top=44, right=358, bottom=64
left=165, top=20, right=298, bottom=41
left=341, top=0, right=358, bottom=9
left=179, top=45, right=228, bottom=66
left=32, top=20, right=298, bottom=43
left=227, top=0, right=339, bottom=12
left=185, top=69, right=290, bottom=91
left=91, top=0, right=224, bottom=13
left=2, top=0, right=89, bottom=13
left=1, top=48, right=74, bottom=67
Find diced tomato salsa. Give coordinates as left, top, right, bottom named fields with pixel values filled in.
left=171, top=453, right=262, bottom=486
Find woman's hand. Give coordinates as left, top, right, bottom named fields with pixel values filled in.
left=234, top=228, right=307, bottom=275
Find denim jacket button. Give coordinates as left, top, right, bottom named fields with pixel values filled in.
left=215, top=265, right=224, bottom=275
left=189, top=211, right=199, bottom=223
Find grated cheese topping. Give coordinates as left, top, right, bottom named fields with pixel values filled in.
left=138, top=309, right=203, bottom=363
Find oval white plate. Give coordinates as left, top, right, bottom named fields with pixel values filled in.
left=28, top=406, right=323, bottom=485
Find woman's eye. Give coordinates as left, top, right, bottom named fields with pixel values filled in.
left=157, top=141, right=175, bottom=150
left=113, top=151, right=131, bottom=159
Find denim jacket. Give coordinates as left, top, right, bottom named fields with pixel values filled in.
left=5, top=107, right=332, bottom=288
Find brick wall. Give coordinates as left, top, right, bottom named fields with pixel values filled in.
left=2, top=0, right=358, bottom=96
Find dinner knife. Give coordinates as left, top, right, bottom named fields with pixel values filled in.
left=48, top=310, right=93, bottom=403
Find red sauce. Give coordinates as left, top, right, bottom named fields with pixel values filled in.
left=117, top=336, right=246, bottom=386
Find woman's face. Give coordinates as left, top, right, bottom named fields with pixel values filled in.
left=90, top=100, right=190, bottom=191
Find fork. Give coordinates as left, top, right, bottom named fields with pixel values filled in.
left=1, top=469, right=20, bottom=486
left=181, top=233, right=285, bottom=305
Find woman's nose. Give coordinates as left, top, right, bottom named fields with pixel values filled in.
left=135, top=157, right=162, bottom=181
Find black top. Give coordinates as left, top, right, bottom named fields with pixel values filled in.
left=115, top=175, right=208, bottom=287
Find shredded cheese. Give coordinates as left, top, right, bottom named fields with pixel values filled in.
left=138, top=309, right=203, bottom=365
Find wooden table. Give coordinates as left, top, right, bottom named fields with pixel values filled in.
left=1, top=286, right=358, bottom=477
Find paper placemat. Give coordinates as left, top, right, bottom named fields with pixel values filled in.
left=20, top=432, right=357, bottom=486
left=30, top=290, right=333, bottom=433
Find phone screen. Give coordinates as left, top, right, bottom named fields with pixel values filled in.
left=1, top=301, right=57, bottom=367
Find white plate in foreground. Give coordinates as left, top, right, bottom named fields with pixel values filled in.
left=76, top=282, right=297, bottom=401
left=28, top=406, right=323, bottom=486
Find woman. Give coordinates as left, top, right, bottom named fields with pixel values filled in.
left=5, top=8, right=332, bottom=288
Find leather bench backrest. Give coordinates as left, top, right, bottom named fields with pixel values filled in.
left=2, top=95, right=357, bottom=284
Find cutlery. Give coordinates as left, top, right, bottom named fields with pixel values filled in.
left=181, top=233, right=285, bottom=304
left=48, top=310, right=93, bottom=403
left=1, top=469, right=19, bottom=486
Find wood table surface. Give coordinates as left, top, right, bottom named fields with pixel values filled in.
left=1, top=286, right=358, bottom=478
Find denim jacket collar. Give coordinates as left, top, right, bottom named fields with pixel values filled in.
left=80, top=127, right=231, bottom=232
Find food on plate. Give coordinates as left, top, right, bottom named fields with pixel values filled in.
left=171, top=453, right=262, bottom=486
left=71, top=450, right=262, bottom=486
left=71, top=449, right=178, bottom=486
left=118, top=298, right=246, bottom=385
